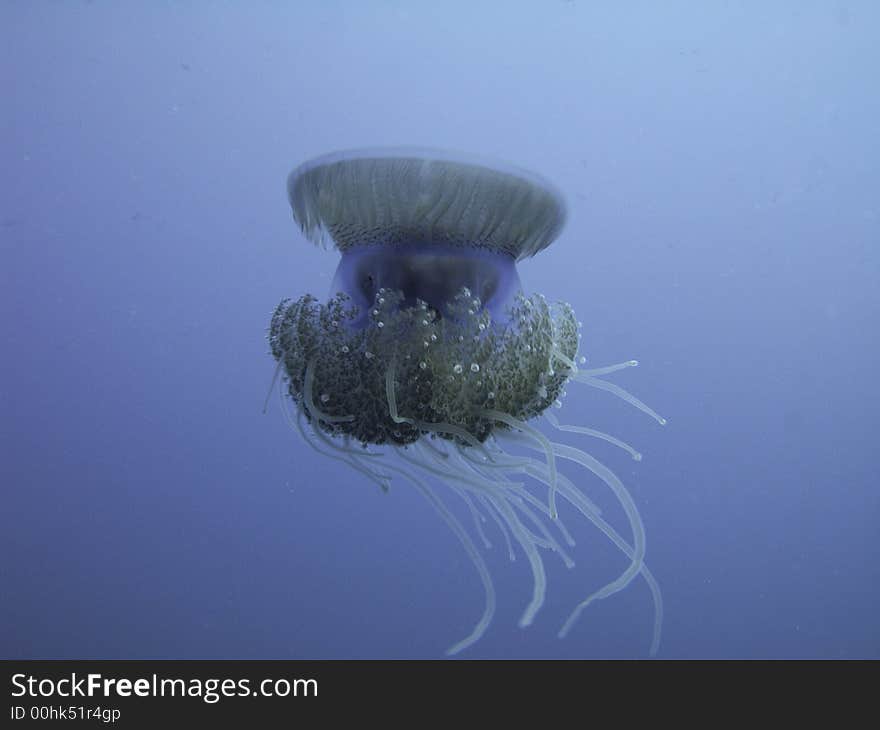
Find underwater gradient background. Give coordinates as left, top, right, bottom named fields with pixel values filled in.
left=2, top=1, right=878, bottom=659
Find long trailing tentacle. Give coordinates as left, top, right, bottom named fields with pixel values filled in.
left=379, top=452, right=497, bottom=656
left=500, top=430, right=646, bottom=602
left=551, top=349, right=639, bottom=378
left=480, top=409, right=559, bottom=519
left=404, top=444, right=492, bottom=549
left=553, top=349, right=665, bottom=427
left=549, top=441, right=645, bottom=619
left=572, top=371, right=667, bottom=426
left=413, top=439, right=548, bottom=627
left=552, top=476, right=663, bottom=656
left=545, top=410, right=643, bottom=462
left=293, top=407, right=391, bottom=494
left=475, top=492, right=516, bottom=562
left=450, top=446, right=575, bottom=567
left=497, top=427, right=661, bottom=654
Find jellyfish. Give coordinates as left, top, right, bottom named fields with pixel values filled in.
left=268, top=148, right=666, bottom=655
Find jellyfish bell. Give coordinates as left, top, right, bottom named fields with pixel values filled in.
left=287, top=148, right=565, bottom=328
left=269, top=147, right=666, bottom=655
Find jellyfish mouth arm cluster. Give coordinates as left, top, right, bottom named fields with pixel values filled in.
left=269, top=148, right=667, bottom=656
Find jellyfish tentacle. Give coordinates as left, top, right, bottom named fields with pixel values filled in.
left=492, top=426, right=661, bottom=653
left=383, top=359, right=493, bottom=455
left=577, top=360, right=639, bottom=377
left=545, top=411, right=643, bottom=462
left=493, top=451, right=600, bottom=545
left=413, top=442, right=548, bottom=627
left=487, top=503, right=554, bottom=554
left=302, top=418, right=392, bottom=493
left=404, top=444, right=493, bottom=550
left=456, top=440, right=595, bottom=541
left=411, top=446, right=514, bottom=557
left=475, top=493, right=517, bottom=562
left=460, top=488, right=493, bottom=549
left=418, top=421, right=491, bottom=457
left=385, top=357, right=415, bottom=426
left=342, top=434, right=383, bottom=458
left=573, top=372, right=667, bottom=426
left=549, top=440, right=645, bottom=601
left=401, top=440, right=524, bottom=494
left=550, top=348, right=639, bottom=378
left=479, top=409, right=559, bottom=519
left=552, top=476, right=663, bottom=656
left=421, top=436, right=451, bottom=460
left=441, top=479, right=494, bottom=550
left=450, top=445, right=575, bottom=566
left=508, top=494, right=575, bottom=568
left=508, top=482, right=578, bottom=549
left=449, top=445, right=523, bottom=490
left=494, top=429, right=650, bottom=635
left=377, top=452, right=495, bottom=656
left=457, top=439, right=532, bottom=474
left=397, top=445, right=554, bottom=610
left=490, top=490, right=548, bottom=627
left=290, top=405, right=391, bottom=493
left=550, top=348, right=578, bottom=371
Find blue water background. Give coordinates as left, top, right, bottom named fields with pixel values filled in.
left=2, top=1, right=877, bottom=659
